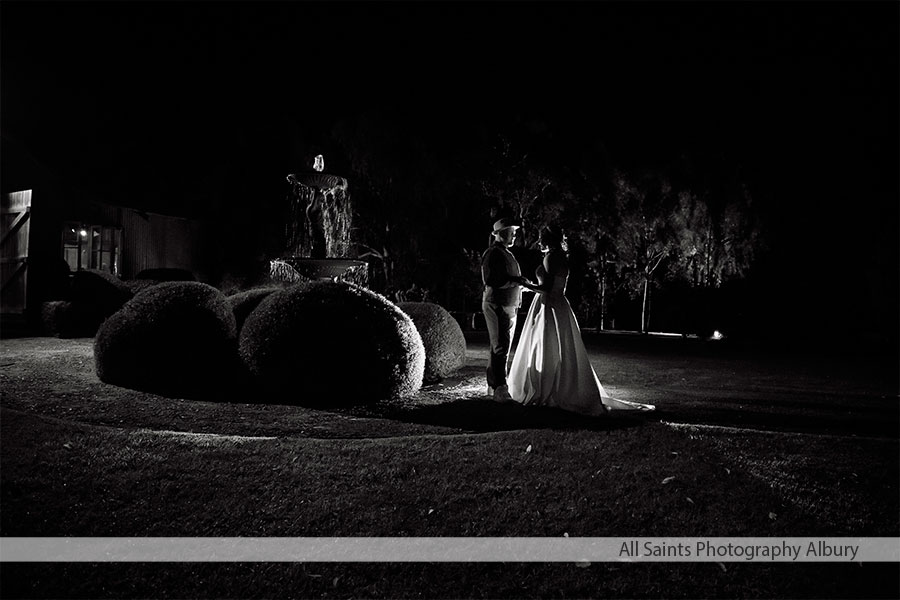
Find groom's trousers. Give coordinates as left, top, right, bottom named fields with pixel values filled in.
left=483, top=301, right=518, bottom=390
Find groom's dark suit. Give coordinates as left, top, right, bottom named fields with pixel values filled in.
left=481, top=240, right=523, bottom=392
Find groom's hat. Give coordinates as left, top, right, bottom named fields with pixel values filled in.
left=492, top=217, right=521, bottom=232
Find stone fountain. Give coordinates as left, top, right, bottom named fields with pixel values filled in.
left=270, top=155, right=368, bottom=285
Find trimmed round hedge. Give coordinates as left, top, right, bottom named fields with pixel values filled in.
left=71, top=269, right=133, bottom=312
left=239, top=281, right=425, bottom=404
left=39, top=300, right=90, bottom=339
left=65, top=269, right=136, bottom=336
left=397, top=301, right=467, bottom=383
left=123, top=279, right=162, bottom=295
left=135, top=268, right=196, bottom=282
left=94, top=282, right=238, bottom=397
left=226, top=286, right=284, bottom=333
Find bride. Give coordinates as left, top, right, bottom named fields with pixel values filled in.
left=508, top=225, right=655, bottom=416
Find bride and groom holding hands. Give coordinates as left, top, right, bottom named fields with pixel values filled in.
left=481, top=217, right=654, bottom=416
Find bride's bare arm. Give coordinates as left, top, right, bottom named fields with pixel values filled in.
left=522, top=252, right=562, bottom=294
left=510, top=274, right=538, bottom=291
left=517, top=277, right=542, bottom=292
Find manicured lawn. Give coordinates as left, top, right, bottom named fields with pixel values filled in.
left=1, top=336, right=897, bottom=598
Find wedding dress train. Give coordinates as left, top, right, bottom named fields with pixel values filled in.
left=508, top=262, right=654, bottom=416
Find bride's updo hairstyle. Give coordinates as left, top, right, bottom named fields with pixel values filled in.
left=539, top=225, right=568, bottom=252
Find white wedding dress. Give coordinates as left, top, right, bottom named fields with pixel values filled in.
left=508, top=254, right=655, bottom=416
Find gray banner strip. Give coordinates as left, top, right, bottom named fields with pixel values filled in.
left=1, top=537, right=897, bottom=563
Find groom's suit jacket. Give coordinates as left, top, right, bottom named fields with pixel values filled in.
left=481, top=242, right=523, bottom=308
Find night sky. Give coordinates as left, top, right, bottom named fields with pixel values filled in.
left=2, top=1, right=898, bottom=342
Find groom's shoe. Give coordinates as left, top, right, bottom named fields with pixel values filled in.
left=493, top=385, right=514, bottom=403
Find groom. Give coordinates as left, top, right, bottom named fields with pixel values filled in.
left=481, top=217, right=526, bottom=403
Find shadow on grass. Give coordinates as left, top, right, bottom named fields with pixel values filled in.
left=374, top=398, right=654, bottom=434
left=118, top=361, right=657, bottom=436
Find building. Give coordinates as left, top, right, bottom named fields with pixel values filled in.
left=1, top=137, right=213, bottom=330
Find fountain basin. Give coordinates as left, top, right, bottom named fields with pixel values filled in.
left=270, top=257, right=368, bottom=286
left=287, top=172, right=348, bottom=193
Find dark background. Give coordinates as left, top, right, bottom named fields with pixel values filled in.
left=2, top=1, right=897, bottom=348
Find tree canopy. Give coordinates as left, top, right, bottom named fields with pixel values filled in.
left=299, top=113, right=766, bottom=332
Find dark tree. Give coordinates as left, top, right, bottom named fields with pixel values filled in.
left=669, top=183, right=764, bottom=289
left=607, top=170, right=677, bottom=333
left=478, top=136, right=565, bottom=250
left=330, top=113, right=422, bottom=294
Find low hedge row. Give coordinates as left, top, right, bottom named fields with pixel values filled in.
left=94, top=281, right=434, bottom=405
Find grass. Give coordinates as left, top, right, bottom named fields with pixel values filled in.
left=0, top=409, right=810, bottom=538
left=1, top=336, right=898, bottom=598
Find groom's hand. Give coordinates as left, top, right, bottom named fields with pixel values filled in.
left=513, top=276, right=536, bottom=290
